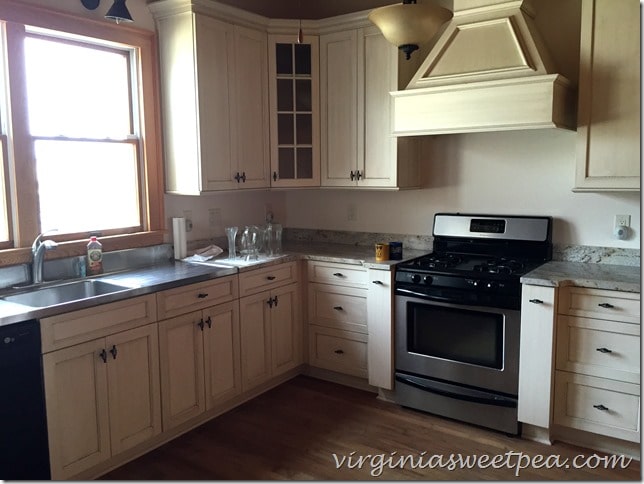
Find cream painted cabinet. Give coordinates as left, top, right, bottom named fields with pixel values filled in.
left=268, top=34, right=320, bottom=187
left=239, top=262, right=302, bottom=392
left=154, top=9, right=269, bottom=194
left=320, top=27, right=420, bottom=189
left=366, top=268, right=394, bottom=389
left=574, top=0, right=640, bottom=191
left=157, top=277, right=240, bottom=431
left=43, top=324, right=161, bottom=480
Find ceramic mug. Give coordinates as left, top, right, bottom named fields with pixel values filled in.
left=375, top=242, right=389, bottom=261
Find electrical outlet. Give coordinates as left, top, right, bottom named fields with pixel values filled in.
left=347, top=204, right=357, bottom=222
left=614, top=214, right=630, bottom=228
left=209, top=208, right=222, bottom=228
left=183, top=210, right=193, bottom=232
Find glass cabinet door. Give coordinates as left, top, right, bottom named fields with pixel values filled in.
left=268, top=35, right=319, bottom=187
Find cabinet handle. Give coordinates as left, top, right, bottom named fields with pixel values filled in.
left=529, top=299, right=543, bottom=304
left=273, top=171, right=278, bottom=182
left=593, top=404, right=609, bottom=411
left=273, top=295, right=279, bottom=307
left=356, top=170, right=362, bottom=180
left=267, top=298, right=274, bottom=308
left=334, top=349, right=344, bottom=355
left=99, top=349, right=108, bottom=363
left=197, top=293, right=208, bottom=299
left=266, top=276, right=276, bottom=281
left=598, top=303, right=615, bottom=308
left=109, top=345, right=118, bottom=360
left=332, top=272, right=344, bottom=277
left=596, top=347, right=613, bottom=354
left=240, top=172, right=246, bottom=182
left=350, top=171, right=355, bottom=181
left=234, top=172, right=241, bottom=183
left=205, top=316, right=212, bottom=329
left=372, top=280, right=383, bottom=285
left=333, top=306, right=343, bottom=311
left=197, top=319, right=205, bottom=331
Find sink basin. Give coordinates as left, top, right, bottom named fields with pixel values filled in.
left=2, top=280, right=130, bottom=308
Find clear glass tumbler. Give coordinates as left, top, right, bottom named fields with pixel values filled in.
left=225, top=226, right=238, bottom=260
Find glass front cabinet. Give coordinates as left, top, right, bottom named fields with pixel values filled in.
left=268, top=35, right=320, bottom=187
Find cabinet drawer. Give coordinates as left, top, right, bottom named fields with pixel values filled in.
left=554, top=371, right=640, bottom=443
left=157, top=275, right=238, bottom=320
left=238, top=261, right=298, bottom=297
left=308, top=283, right=367, bottom=334
left=558, top=287, right=640, bottom=324
left=308, top=325, right=367, bottom=378
left=556, top=316, right=640, bottom=383
left=41, top=294, right=157, bottom=353
left=307, top=261, right=367, bottom=288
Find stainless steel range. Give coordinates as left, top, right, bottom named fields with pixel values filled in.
left=394, top=213, right=552, bottom=435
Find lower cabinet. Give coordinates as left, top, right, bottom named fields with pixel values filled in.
left=239, top=282, right=302, bottom=392
left=308, top=324, right=368, bottom=378
left=43, top=324, right=161, bottom=480
left=158, top=301, right=241, bottom=431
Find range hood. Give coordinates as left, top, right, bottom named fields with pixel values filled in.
left=392, top=0, right=577, bottom=136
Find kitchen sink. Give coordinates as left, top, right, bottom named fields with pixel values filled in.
left=1, top=280, right=131, bottom=308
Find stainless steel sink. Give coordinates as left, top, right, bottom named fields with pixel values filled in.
left=2, top=280, right=130, bottom=308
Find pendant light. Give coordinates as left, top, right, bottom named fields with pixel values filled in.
left=105, top=0, right=134, bottom=23
left=368, top=0, right=452, bottom=60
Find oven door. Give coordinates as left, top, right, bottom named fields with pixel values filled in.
left=395, top=294, right=520, bottom=396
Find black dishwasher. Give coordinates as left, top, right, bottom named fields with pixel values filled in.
left=0, top=320, right=51, bottom=479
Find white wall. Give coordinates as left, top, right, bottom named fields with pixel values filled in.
left=284, top=129, right=640, bottom=249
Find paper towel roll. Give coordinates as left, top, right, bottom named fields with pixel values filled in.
left=172, top=217, right=187, bottom=260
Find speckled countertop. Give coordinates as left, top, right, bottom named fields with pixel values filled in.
left=521, top=261, right=641, bottom=293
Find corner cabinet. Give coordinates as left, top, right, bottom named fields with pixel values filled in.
left=268, top=34, right=320, bottom=187
left=320, top=26, right=421, bottom=189
left=574, top=0, right=640, bottom=191
left=154, top=8, right=269, bottom=194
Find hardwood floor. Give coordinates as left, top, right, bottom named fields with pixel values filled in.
left=101, top=376, right=640, bottom=480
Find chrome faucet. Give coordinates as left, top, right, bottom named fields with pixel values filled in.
left=32, top=231, right=58, bottom=284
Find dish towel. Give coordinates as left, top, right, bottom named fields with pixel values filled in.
left=182, top=245, right=223, bottom=263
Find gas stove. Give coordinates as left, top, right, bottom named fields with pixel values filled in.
left=395, top=214, right=552, bottom=310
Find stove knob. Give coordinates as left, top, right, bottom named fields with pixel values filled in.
left=471, top=280, right=479, bottom=287
left=486, top=281, right=498, bottom=290
left=411, top=274, right=421, bottom=283
left=423, top=275, right=433, bottom=285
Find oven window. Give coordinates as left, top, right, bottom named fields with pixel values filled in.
left=408, top=303, right=504, bottom=369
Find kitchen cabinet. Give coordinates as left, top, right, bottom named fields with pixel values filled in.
left=154, top=8, right=269, bottom=194
left=157, top=276, right=240, bottom=430
left=553, top=287, right=640, bottom=442
left=268, top=34, right=320, bottom=187
left=366, top=268, right=394, bottom=389
left=43, top=323, right=161, bottom=480
left=320, top=26, right=421, bottom=189
left=239, top=262, right=302, bottom=392
left=574, top=0, right=640, bottom=191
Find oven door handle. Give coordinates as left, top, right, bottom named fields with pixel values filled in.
left=395, top=287, right=465, bottom=304
left=395, top=373, right=517, bottom=409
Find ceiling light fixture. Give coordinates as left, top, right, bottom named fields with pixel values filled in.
left=368, top=0, right=453, bottom=60
left=105, top=0, right=134, bottom=24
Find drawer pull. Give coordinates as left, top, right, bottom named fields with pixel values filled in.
left=529, top=299, right=543, bottom=304
left=334, top=349, right=344, bottom=355
left=596, top=347, right=613, bottom=354
left=372, top=280, right=383, bottom=285
left=333, top=272, right=344, bottom=277
left=266, top=276, right=276, bottom=281
left=593, top=404, right=609, bottom=411
left=333, top=306, right=343, bottom=311
left=109, top=345, right=118, bottom=360
left=197, top=293, right=208, bottom=299
left=598, top=303, right=615, bottom=309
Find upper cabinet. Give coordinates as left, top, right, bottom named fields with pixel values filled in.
left=268, top=35, right=320, bottom=187
left=574, top=0, right=640, bottom=192
left=320, top=26, right=420, bottom=189
left=153, top=7, right=269, bottom=194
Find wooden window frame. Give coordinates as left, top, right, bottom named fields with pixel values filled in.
left=0, top=0, right=164, bottom=267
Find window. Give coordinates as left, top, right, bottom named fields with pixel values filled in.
left=0, top=2, right=163, bottom=265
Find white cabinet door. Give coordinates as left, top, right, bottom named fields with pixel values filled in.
left=270, top=282, right=302, bottom=375
left=240, top=291, right=272, bottom=391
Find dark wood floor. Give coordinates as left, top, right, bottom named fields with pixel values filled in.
left=101, top=376, right=640, bottom=480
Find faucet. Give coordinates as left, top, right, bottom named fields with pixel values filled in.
left=32, top=231, right=58, bottom=284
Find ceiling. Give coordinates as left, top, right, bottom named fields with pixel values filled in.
left=203, top=0, right=399, bottom=19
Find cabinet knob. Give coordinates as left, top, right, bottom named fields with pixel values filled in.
left=234, top=172, right=241, bottom=182
left=99, top=349, right=108, bottom=363
left=205, top=316, right=212, bottom=329
left=334, top=349, right=344, bottom=355
left=529, top=299, right=543, bottom=304
left=109, top=345, right=118, bottom=360
left=273, top=295, right=279, bottom=307
left=350, top=171, right=355, bottom=181
left=372, top=280, right=383, bottom=285
left=596, top=347, right=613, bottom=354
left=197, top=319, right=205, bottom=331
left=598, top=303, right=615, bottom=308
left=333, top=306, right=343, bottom=311
left=197, top=293, right=208, bottom=299
left=356, top=170, right=362, bottom=180
left=240, top=172, right=246, bottom=183
left=332, top=272, right=344, bottom=277
left=593, top=404, right=609, bottom=411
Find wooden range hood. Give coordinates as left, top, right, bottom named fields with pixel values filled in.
left=392, top=0, right=577, bottom=136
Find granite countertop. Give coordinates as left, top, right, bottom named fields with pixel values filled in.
left=0, top=243, right=429, bottom=326
left=521, top=261, right=641, bottom=293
